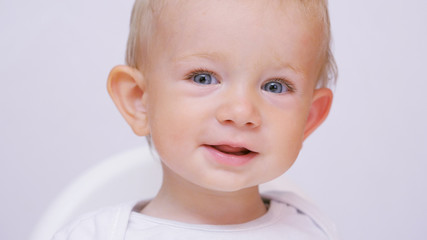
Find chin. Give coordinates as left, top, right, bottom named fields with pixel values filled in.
left=196, top=177, right=263, bottom=193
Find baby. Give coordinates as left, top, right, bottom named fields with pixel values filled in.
left=54, top=0, right=338, bottom=239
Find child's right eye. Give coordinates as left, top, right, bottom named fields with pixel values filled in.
left=186, top=70, right=219, bottom=85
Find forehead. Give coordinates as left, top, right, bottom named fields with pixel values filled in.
left=149, top=0, right=324, bottom=78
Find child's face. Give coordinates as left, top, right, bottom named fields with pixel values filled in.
left=142, top=0, right=326, bottom=192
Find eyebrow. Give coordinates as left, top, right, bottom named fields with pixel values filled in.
left=279, top=62, right=304, bottom=78
left=174, top=51, right=305, bottom=80
left=173, top=51, right=227, bottom=62
left=271, top=54, right=303, bottom=75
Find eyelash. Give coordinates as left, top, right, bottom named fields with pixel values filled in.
left=184, top=68, right=218, bottom=81
left=184, top=68, right=296, bottom=92
left=265, top=78, right=296, bottom=93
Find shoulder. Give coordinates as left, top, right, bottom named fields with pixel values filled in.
left=262, top=191, right=340, bottom=240
left=51, top=201, right=137, bottom=240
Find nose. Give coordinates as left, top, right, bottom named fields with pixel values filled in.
left=215, top=88, right=262, bottom=129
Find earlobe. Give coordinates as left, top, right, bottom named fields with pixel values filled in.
left=303, top=88, right=333, bottom=140
left=107, top=65, right=150, bottom=136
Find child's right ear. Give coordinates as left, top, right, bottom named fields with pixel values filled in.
left=107, top=65, right=149, bottom=136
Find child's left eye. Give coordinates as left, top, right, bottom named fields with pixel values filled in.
left=262, top=80, right=291, bottom=93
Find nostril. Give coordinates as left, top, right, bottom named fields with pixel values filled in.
left=245, top=121, right=255, bottom=126
left=216, top=102, right=261, bottom=128
left=218, top=117, right=260, bottom=128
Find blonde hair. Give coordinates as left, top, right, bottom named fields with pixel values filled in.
left=125, top=0, right=337, bottom=88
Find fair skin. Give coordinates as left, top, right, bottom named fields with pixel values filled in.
left=108, top=0, right=332, bottom=225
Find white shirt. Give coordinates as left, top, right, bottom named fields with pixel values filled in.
left=52, top=191, right=339, bottom=240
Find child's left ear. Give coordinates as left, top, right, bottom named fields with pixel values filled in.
left=303, top=88, right=333, bottom=140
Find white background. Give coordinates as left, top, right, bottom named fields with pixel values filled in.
left=1, top=0, right=426, bottom=239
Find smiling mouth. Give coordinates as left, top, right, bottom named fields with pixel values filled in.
left=203, top=144, right=257, bottom=166
left=210, top=145, right=253, bottom=156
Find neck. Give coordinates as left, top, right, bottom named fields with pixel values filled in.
left=140, top=164, right=267, bottom=225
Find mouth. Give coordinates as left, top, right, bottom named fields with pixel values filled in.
left=203, top=144, right=258, bottom=167
left=210, top=145, right=253, bottom=156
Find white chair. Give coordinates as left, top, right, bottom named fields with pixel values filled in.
left=30, top=144, right=309, bottom=240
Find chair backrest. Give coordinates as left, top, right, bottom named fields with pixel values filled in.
left=30, top=144, right=309, bottom=240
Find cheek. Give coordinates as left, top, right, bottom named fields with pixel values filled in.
left=149, top=111, right=189, bottom=166
left=146, top=91, right=211, bottom=158
left=148, top=103, right=189, bottom=147
left=266, top=107, right=309, bottom=155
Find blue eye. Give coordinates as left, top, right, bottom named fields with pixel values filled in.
left=193, top=73, right=218, bottom=85
left=262, top=81, right=288, bottom=93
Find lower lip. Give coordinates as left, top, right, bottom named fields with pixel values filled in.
left=203, top=145, right=257, bottom=167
